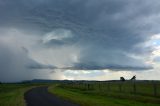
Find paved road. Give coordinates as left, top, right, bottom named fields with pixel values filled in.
left=24, top=86, right=78, bottom=106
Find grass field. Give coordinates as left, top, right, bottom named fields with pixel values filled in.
left=0, top=83, right=47, bottom=106
left=49, top=81, right=160, bottom=106
left=0, top=81, right=160, bottom=106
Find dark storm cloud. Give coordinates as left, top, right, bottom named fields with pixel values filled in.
left=0, top=42, right=55, bottom=82
left=61, top=63, right=153, bottom=71
left=27, top=63, right=56, bottom=69
left=0, top=43, right=30, bottom=82
left=0, top=0, right=160, bottom=82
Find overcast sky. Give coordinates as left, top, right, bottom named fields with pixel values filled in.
left=0, top=0, right=160, bottom=82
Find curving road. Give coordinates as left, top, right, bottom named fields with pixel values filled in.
left=24, top=86, right=78, bottom=106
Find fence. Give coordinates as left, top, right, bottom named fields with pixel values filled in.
left=60, top=81, right=160, bottom=97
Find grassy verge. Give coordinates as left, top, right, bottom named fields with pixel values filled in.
left=49, top=85, right=160, bottom=106
left=0, top=83, right=45, bottom=106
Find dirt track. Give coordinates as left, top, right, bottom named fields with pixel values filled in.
left=24, top=86, right=78, bottom=106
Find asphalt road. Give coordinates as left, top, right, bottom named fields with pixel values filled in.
left=24, top=86, right=78, bottom=106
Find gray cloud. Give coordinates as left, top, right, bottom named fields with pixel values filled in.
left=0, top=0, right=160, bottom=81
left=60, top=62, right=153, bottom=71
left=0, top=41, right=55, bottom=82
left=27, top=63, right=56, bottom=69
left=0, top=42, right=30, bottom=82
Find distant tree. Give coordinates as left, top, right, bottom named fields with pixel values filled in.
left=130, top=75, right=136, bottom=81
left=120, top=77, right=125, bottom=81
left=0, top=82, right=2, bottom=84
left=20, top=81, right=31, bottom=84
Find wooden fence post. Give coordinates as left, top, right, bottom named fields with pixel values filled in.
left=99, top=83, right=101, bottom=91
left=119, top=82, right=122, bottom=92
left=153, top=81, right=157, bottom=97
left=107, top=82, right=110, bottom=91
left=88, top=84, right=90, bottom=90
left=133, top=81, right=136, bottom=94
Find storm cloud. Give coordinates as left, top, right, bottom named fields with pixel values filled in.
left=0, top=0, right=160, bottom=81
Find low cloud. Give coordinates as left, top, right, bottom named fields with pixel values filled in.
left=0, top=29, right=56, bottom=82
left=27, top=63, right=56, bottom=69
left=60, top=63, right=153, bottom=71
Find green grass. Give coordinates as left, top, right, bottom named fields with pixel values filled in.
left=0, top=81, right=159, bottom=106
left=49, top=83, right=160, bottom=106
left=0, top=83, right=46, bottom=106
left=61, top=81, right=160, bottom=97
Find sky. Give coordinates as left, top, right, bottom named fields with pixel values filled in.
left=0, top=0, right=160, bottom=82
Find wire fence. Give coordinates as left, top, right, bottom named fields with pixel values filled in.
left=60, top=81, right=160, bottom=97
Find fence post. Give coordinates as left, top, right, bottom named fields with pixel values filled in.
left=99, top=83, right=101, bottom=91
left=107, top=82, right=110, bottom=91
left=88, top=84, right=90, bottom=90
left=133, top=81, right=136, bottom=94
left=119, top=82, right=122, bottom=92
left=153, top=81, right=157, bottom=97
left=83, top=84, right=85, bottom=90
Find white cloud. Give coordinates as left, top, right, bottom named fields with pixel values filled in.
left=42, top=29, right=72, bottom=44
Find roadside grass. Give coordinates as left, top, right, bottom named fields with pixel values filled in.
left=0, top=83, right=47, bottom=106
left=49, top=85, right=160, bottom=106
left=0, top=82, right=159, bottom=106
left=62, top=81, right=160, bottom=97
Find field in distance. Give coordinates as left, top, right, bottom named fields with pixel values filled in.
left=49, top=80, right=160, bottom=106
